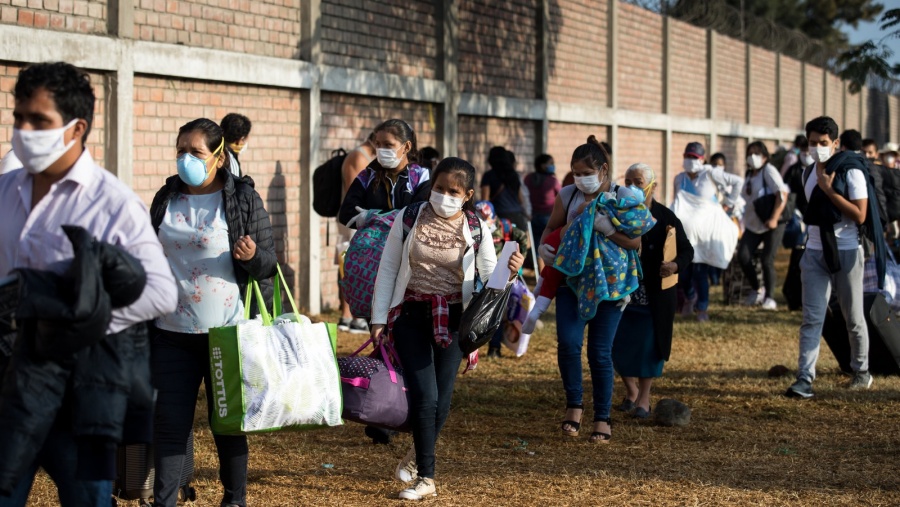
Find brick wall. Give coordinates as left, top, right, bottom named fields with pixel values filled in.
left=0, top=0, right=105, bottom=33
left=546, top=121, right=609, bottom=182
left=131, top=75, right=303, bottom=298
left=669, top=17, right=707, bottom=118
left=546, top=0, right=607, bottom=105
left=804, top=65, right=825, bottom=120
left=616, top=2, right=663, bottom=113
left=134, top=0, right=300, bottom=58
left=458, top=115, right=537, bottom=196
left=748, top=46, right=776, bottom=127
left=321, top=0, right=438, bottom=79
left=458, top=0, right=538, bottom=99
left=617, top=127, right=663, bottom=192
left=825, top=73, right=844, bottom=127
left=318, top=92, right=438, bottom=310
left=714, top=35, right=746, bottom=122
left=0, top=61, right=106, bottom=165
left=716, top=136, right=747, bottom=176
left=779, top=56, right=803, bottom=130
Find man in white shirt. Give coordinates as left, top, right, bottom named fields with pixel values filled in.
left=785, top=116, right=873, bottom=399
left=0, top=62, right=176, bottom=506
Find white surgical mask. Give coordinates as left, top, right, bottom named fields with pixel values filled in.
left=574, top=174, right=602, bottom=194
left=800, top=152, right=814, bottom=167
left=811, top=145, right=833, bottom=165
left=11, top=119, right=78, bottom=174
left=683, top=158, right=703, bottom=173
left=376, top=147, right=403, bottom=169
left=430, top=190, right=464, bottom=218
left=746, top=154, right=764, bottom=170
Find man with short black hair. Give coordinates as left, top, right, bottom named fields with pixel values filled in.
left=0, top=62, right=176, bottom=506
left=785, top=117, right=879, bottom=399
left=862, top=138, right=879, bottom=164
left=221, top=112, right=252, bottom=177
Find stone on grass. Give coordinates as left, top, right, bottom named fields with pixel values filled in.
left=768, top=365, right=791, bottom=378
left=654, top=398, right=691, bottom=427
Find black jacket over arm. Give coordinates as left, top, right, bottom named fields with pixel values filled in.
left=149, top=170, right=278, bottom=315
left=641, top=201, right=694, bottom=360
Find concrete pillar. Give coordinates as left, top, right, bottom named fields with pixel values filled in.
left=437, top=0, right=459, bottom=158
left=106, top=43, right=134, bottom=184
left=775, top=54, right=782, bottom=129
left=535, top=0, right=550, bottom=153
left=707, top=30, right=717, bottom=153
left=744, top=43, right=751, bottom=125
left=298, top=0, right=322, bottom=314
left=608, top=0, right=618, bottom=169
left=107, top=0, right=134, bottom=39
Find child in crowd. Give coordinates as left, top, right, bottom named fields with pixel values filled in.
left=522, top=184, right=654, bottom=334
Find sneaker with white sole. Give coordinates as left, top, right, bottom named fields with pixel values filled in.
left=348, top=318, right=369, bottom=334
left=848, top=371, right=873, bottom=390
left=398, top=477, right=436, bottom=500
left=761, top=297, right=777, bottom=310
left=395, top=446, right=417, bottom=483
left=337, top=317, right=352, bottom=332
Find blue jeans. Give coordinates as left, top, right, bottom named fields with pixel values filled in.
left=391, top=301, right=464, bottom=479
left=0, top=425, right=111, bottom=507
left=531, top=213, right=551, bottom=240
left=682, top=263, right=711, bottom=311
left=555, top=287, right=623, bottom=421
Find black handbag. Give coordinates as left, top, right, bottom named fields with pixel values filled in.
left=457, top=284, right=513, bottom=355
left=750, top=170, right=788, bottom=224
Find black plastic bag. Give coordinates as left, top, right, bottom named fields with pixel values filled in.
left=457, top=284, right=513, bottom=355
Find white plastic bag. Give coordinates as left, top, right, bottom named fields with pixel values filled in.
left=671, top=190, right=739, bottom=270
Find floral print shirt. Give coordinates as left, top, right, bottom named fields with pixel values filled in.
left=156, top=191, right=243, bottom=334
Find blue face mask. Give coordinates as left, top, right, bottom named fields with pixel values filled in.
left=546, top=165, right=556, bottom=174
left=176, top=140, right=223, bottom=187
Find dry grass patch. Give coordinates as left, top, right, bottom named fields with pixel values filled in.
left=27, top=277, right=900, bottom=506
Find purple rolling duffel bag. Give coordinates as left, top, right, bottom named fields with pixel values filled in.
left=337, top=337, right=410, bottom=432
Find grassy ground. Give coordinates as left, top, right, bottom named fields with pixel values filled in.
left=28, top=258, right=900, bottom=506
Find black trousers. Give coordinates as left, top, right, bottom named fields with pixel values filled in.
left=391, top=301, right=464, bottom=479
left=151, top=329, right=248, bottom=507
left=737, top=224, right=785, bottom=298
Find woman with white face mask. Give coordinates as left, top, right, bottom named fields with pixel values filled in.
left=338, top=119, right=432, bottom=229
left=370, top=158, right=524, bottom=500
left=672, top=142, right=743, bottom=322
left=536, top=135, right=642, bottom=444
left=736, top=141, right=789, bottom=310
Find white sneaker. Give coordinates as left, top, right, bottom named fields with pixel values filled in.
left=761, top=297, right=777, bottom=310
left=398, top=477, right=436, bottom=500
left=743, top=290, right=763, bottom=306
left=522, top=295, right=551, bottom=335
left=395, top=446, right=417, bottom=483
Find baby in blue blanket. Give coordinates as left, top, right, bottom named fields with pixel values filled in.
left=522, top=185, right=656, bottom=333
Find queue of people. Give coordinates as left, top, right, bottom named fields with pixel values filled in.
left=0, top=60, right=896, bottom=506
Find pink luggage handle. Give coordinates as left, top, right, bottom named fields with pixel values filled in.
left=347, top=334, right=402, bottom=385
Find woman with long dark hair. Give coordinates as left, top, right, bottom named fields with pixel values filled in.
left=338, top=119, right=432, bottom=229
left=371, top=157, right=524, bottom=500
left=480, top=146, right=530, bottom=231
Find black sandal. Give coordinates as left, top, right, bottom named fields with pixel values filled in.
left=589, top=417, right=612, bottom=444
left=560, top=404, right=583, bottom=438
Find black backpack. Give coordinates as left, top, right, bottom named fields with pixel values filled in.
left=312, top=148, right=347, bottom=217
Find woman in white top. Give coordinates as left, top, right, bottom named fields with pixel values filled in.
left=672, top=142, right=744, bottom=322
left=736, top=141, right=789, bottom=310
left=148, top=118, right=277, bottom=507
left=370, top=157, right=524, bottom=501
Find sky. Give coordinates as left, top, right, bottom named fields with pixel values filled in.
left=842, top=0, right=900, bottom=66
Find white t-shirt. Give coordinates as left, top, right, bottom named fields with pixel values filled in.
left=156, top=191, right=244, bottom=333
left=743, top=163, right=789, bottom=235
left=804, top=167, right=867, bottom=251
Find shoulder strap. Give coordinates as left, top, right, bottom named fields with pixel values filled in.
left=401, top=202, right=425, bottom=243
left=465, top=209, right=483, bottom=254
left=802, top=163, right=815, bottom=185
left=564, top=186, right=578, bottom=216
